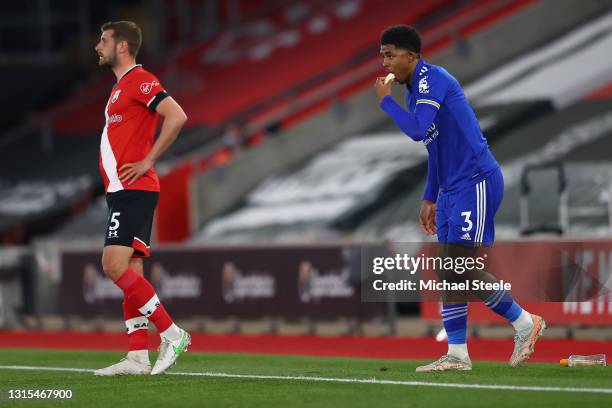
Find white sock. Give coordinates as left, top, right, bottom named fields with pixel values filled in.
left=512, top=310, right=533, bottom=332
left=447, top=344, right=469, bottom=360
left=127, top=349, right=149, bottom=364
left=160, top=323, right=181, bottom=341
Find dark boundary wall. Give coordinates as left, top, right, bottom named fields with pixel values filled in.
left=60, top=243, right=386, bottom=321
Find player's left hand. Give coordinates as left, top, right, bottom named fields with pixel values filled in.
left=119, top=158, right=154, bottom=185
left=374, top=77, right=392, bottom=103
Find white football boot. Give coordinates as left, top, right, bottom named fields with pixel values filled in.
left=94, top=354, right=151, bottom=376
left=415, top=354, right=472, bottom=372
left=510, top=314, right=546, bottom=367
left=150, top=329, right=191, bottom=375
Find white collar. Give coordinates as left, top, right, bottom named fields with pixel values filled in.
left=117, top=64, right=142, bottom=82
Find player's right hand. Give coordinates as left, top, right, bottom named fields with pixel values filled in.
left=419, top=200, right=437, bottom=236
left=374, top=76, right=392, bottom=103
left=118, top=157, right=154, bottom=185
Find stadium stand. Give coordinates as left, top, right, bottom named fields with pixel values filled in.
left=43, top=0, right=453, bottom=134
left=4, top=0, right=610, bottom=246
left=195, top=133, right=428, bottom=241
left=192, top=98, right=555, bottom=242
left=356, top=9, right=612, bottom=242
left=193, top=1, right=612, bottom=243
left=29, top=0, right=473, bottom=244
left=464, top=11, right=612, bottom=108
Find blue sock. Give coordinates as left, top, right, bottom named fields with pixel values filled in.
left=441, top=303, right=468, bottom=344
left=483, top=289, right=522, bottom=322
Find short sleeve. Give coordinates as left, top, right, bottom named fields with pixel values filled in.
left=133, top=72, right=168, bottom=112
left=414, top=68, right=448, bottom=112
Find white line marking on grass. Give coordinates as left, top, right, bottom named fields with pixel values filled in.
left=1, top=365, right=611, bottom=394
left=0, top=365, right=93, bottom=374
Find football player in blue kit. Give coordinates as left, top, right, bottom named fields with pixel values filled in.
left=374, top=25, right=545, bottom=371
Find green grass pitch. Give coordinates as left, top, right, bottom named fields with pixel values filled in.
left=0, top=349, right=610, bottom=407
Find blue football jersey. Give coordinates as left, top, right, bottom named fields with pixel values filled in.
left=380, top=58, right=499, bottom=202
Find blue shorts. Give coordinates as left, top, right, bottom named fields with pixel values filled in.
left=436, top=167, right=504, bottom=246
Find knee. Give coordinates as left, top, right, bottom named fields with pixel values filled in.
left=101, top=255, right=128, bottom=281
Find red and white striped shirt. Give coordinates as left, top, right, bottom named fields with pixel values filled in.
left=99, top=65, right=167, bottom=193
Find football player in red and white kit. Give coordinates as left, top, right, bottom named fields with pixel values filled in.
left=92, top=21, right=189, bottom=376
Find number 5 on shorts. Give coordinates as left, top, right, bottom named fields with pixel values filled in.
left=109, top=212, right=121, bottom=231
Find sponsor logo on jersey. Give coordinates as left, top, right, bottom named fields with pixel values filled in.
left=107, top=114, right=122, bottom=125
left=422, top=123, right=440, bottom=146
left=461, top=232, right=471, bottom=241
left=418, top=76, right=430, bottom=94
left=140, top=81, right=159, bottom=95
left=107, top=230, right=118, bottom=238
left=111, top=89, right=121, bottom=103
left=419, top=66, right=428, bottom=75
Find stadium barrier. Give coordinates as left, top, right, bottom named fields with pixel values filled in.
left=0, top=247, right=32, bottom=327
left=9, top=239, right=611, bottom=332
left=57, top=243, right=389, bottom=332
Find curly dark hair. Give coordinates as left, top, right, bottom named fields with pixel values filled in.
left=380, top=25, right=421, bottom=54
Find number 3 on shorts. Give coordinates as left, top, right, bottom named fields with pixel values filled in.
left=109, top=212, right=121, bottom=231
left=460, top=211, right=472, bottom=232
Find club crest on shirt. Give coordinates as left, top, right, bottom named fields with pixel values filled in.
left=140, top=81, right=159, bottom=95
left=419, top=76, right=430, bottom=94
left=111, top=90, right=121, bottom=103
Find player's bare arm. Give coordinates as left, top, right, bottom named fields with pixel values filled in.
left=119, top=97, right=188, bottom=185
